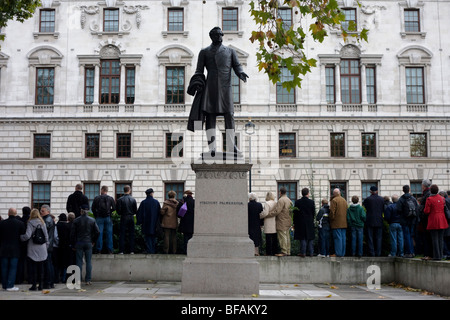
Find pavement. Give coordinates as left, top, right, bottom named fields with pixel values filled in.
left=0, top=280, right=448, bottom=301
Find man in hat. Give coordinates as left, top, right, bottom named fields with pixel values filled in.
left=70, top=203, right=99, bottom=285
left=137, top=189, right=161, bottom=254
left=363, top=186, right=385, bottom=256
left=178, top=190, right=195, bottom=254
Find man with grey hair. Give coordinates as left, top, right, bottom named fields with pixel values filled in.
left=330, top=188, right=348, bottom=257
left=40, top=204, right=55, bottom=289
left=418, top=179, right=433, bottom=260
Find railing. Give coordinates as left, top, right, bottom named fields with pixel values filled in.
left=406, top=104, right=427, bottom=113
left=33, top=105, right=54, bottom=113
left=276, top=104, right=297, bottom=112
left=164, top=104, right=186, bottom=112
left=342, top=104, right=362, bottom=112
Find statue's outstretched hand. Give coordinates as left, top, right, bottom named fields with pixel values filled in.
left=239, top=72, right=249, bottom=83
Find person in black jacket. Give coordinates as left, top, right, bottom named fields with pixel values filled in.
left=56, top=213, right=72, bottom=282
left=66, top=184, right=89, bottom=218
left=91, top=186, right=115, bottom=254
left=70, top=204, right=100, bottom=285
left=136, top=188, right=161, bottom=254
left=316, top=199, right=331, bottom=257
left=362, top=186, right=385, bottom=256
left=396, top=185, right=419, bottom=258
left=177, top=190, right=195, bottom=254
left=116, top=185, right=137, bottom=254
left=248, top=193, right=263, bottom=256
left=293, top=188, right=316, bottom=257
left=384, top=195, right=404, bottom=257
left=16, top=206, right=31, bottom=284
left=0, top=208, right=25, bottom=291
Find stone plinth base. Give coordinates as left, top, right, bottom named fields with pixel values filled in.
left=181, top=163, right=260, bottom=294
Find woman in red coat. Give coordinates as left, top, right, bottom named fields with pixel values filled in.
left=424, top=184, right=449, bottom=260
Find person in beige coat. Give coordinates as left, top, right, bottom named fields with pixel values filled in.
left=266, top=187, right=293, bottom=256
left=160, top=191, right=179, bottom=254
left=260, top=192, right=278, bottom=255
left=329, top=188, right=348, bottom=257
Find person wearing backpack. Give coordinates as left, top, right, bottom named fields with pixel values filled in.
left=92, top=186, right=116, bottom=254
left=20, top=208, right=49, bottom=291
left=396, top=185, right=419, bottom=258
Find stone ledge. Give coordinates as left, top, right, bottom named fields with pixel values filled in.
left=91, top=255, right=450, bottom=296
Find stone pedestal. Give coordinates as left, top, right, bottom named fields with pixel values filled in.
left=181, top=163, right=260, bottom=295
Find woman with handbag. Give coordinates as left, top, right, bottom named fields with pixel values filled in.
left=20, top=208, right=49, bottom=291
left=424, top=184, right=449, bottom=260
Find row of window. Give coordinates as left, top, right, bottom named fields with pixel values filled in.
left=325, top=63, right=425, bottom=105
left=37, top=6, right=423, bottom=35
left=29, top=179, right=426, bottom=211
left=33, top=62, right=426, bottom=106
left=31, top=131, right=428, bottom=159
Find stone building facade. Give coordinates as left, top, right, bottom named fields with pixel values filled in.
left=0, top=0, right=449, bottom=215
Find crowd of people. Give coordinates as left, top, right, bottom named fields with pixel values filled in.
left=247, top=179, right=450, bottom=262
left=0, top=179, right=448, bottom=291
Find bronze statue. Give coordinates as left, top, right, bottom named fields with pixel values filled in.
left=187, top=27, right=248, bottom=157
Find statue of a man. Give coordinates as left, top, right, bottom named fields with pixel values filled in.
left=190, top=26, right=248, bottom=156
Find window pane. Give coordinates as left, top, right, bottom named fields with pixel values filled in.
left=325, top=66, right=335, bottom=103
left=166, top=132, right=183, bottom=158
left=34, top=134, right=51, bottom=158
left=278, top=182, right=297, bottom=203
left=279, top=133, right=296, bottom=158
left=166, top=67, right=185, bottom=104
left=223, top=8, right=238, bottom=31
left=36, top=68, right=54, bottom=105
left=406, top=67, right=424, bottom=104
left=362, top=133, right=376, bottom=157
left=168, top=8, right=184, bottom=31
left=104, top=9, right=119, bottom=32
left=366, top=67, right=376, bottom=104
left=86, top=133, right=100, bottom=158
left=330, top=182, right=347, bottom=201
left=117, top=133, right=131, bottom=158
left=330, top=133, right=345, bottom=157
left=32, top=183, right=51, bottom=210
left=361, top=182, right=378, bottom=201
left=278, top=8, right=292, bottom=28
left=40, top=9, right=55, bottom=32
left=165, top=183, right=185, bottom=202
left=100, top=60, right=120, bottom=104
left=404, top=9, right=420, bottom=32
left=276, top=67, right=295, bottom=104
left=340, top=60, right=360, bottom=104
left=410, top=133, right=427, bottom=157
left=84, top=183, right=100, bottom=210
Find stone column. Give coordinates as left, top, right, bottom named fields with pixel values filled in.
left=181, top=163, right=260, bottom=295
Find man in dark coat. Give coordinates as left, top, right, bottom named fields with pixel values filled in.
left=0, top=208, right=25, bottom=291
left=362, top=186, right=385, bottom=256
left=293, top=188, right=316, bottom=257
left=137, top=188, right=161, bottom=254
left=191, top=26, right=248, bottom=155
left=248, top=193, right=263, bottom=256
left=66, top=184, right=89, bottom=218
left=177, top=190, right=195, bottom=254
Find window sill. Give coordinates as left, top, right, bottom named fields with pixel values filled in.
left=400, top=32, right=426, bottom=39
left=223, top=30, right=244, bottom=38
left=162, top=31, right=189, bottom=38
left=91, top=31, right=130, bottom=38
left=33, top=32, right=60, bottom=39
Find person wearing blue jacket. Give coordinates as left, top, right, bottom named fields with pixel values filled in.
left=384, top=195, right=404, bottom=257
left=137, top=188, right=161, bottom=254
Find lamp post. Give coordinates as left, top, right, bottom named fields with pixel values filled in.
left=245, top=118, right=255, bottom=193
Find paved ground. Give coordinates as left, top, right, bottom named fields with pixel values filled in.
left=0, top=281, right=447, bottom=300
